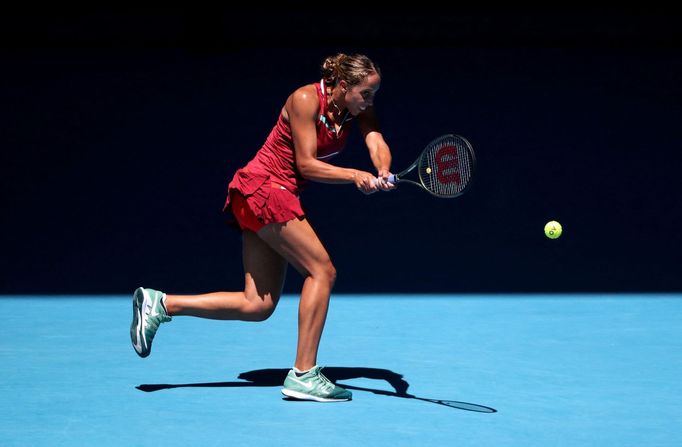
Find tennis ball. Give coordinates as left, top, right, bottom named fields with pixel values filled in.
left=544, top=220, right=562, bottom=239
left=426, top=167, right=432, bottom=174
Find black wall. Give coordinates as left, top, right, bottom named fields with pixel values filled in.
left=2, top=9, right=680, bottom=294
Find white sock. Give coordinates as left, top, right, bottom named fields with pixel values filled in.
left=293, top=365, right=316, bottom=376
left=161, top=293, right=169, bottom=315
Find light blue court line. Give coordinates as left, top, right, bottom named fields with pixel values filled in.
left=1, top=295, right=681, bottom=446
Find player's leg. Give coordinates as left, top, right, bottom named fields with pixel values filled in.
left=164, top=230, right=287, bottom=321
left=130, top=231, right=287, bottom=357
left=257, top=217, right=334, bottom=370
left=257, top=217, right=351, bottom=402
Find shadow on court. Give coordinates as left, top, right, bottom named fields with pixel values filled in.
left=137, top=367, right=496, bottom=413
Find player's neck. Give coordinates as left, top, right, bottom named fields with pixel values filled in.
left=329, top=98, right=344, bottom=119
left=325, top=85, right=346, bottom=121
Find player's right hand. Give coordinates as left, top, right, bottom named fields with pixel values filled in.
left=353, top=170, right=379, bottom=195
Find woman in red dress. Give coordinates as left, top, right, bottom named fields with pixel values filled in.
left=130, top=53, right=394, bottom=402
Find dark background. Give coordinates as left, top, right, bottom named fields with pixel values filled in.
left=1, top=8, right=680, bottom=294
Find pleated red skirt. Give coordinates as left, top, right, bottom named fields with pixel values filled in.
left=224, top=167, right=304, bottom=232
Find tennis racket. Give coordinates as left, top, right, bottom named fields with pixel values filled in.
left=377, top=134, right=476, bottom=198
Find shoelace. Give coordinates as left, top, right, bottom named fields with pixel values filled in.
left=145, top=300, right=171, bottom=323
left=312, top=369, right=336, bottom=392
left=144, top=302, right=168, bottom=335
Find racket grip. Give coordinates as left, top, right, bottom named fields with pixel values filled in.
left=372, top=174, right=396, bottom=187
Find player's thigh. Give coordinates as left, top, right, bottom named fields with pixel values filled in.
left=242, top=230, right=288, bottom=304
left=257, top=217, right=333, bottom=277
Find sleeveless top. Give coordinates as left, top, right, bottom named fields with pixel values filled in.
left=241, top=79, right=352, bottom=193
left=224, top=80, right=353, bottom=224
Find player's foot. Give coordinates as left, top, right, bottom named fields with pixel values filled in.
left=130, top=287, right=172, bottom=358
left=281, top=366, right=352, bottom=402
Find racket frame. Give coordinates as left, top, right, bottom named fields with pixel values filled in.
left=392, top=134, right=476, bottom=198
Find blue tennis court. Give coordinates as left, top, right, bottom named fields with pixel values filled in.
left=2, top=294, right=680, bottom=446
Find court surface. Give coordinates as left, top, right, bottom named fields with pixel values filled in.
left=1, top=294, right=680, bottom=446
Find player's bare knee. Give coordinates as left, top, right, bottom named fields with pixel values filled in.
left=250, top=306, right=275, bottom=322
left=243, top=304, right=274, bottom=321
left=317, top=260, right=337, bottom=286
left=329, top=263, right=337, bottom=285
left=242, top=297, right=276, bottom=322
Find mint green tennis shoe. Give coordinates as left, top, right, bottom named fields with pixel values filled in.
left=281, top=366, right=352, bottom=402
left=131, top=287, right=171, bottom=358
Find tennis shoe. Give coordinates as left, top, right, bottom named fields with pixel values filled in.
left=131, top=287, right=171, bottom=358
left=281, top=366, right=352, bottom=402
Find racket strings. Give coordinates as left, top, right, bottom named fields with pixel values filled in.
left=419, top=135, right=473, bottom=197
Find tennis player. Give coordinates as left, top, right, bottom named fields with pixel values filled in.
left=130, top=53, right=394, bottom=402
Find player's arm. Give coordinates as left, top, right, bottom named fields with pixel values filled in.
left=286, top=86, right=377, bottom=192
left=358, top=107, right=394, bottom=190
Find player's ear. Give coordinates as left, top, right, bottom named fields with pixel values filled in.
left=339, top=80, right=347, bottom=93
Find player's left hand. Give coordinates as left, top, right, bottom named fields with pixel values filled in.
left=376, top=169, right=396, bottom=191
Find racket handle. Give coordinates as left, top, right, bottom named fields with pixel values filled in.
left=372, top=174, right=396, bottom=187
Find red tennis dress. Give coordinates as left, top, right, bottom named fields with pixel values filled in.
left=224, top=80, right=352, bottom=232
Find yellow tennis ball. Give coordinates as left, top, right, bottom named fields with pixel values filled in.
left=426, top=167, right=432, bottom=174
left=544, top=220, right=562, bottom=239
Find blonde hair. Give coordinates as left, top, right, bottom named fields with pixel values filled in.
left=321, top=53, right=380, bottom=87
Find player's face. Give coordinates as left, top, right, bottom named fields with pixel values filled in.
left=343, top=72, right=381, bottom=116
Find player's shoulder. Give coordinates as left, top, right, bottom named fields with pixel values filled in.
left=290, top=83, right=319, bottom=103
left=287, top=83, right=320, bottom=116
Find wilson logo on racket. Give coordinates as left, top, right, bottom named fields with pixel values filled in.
left=434, top=145, right=461, bottom=185
left=379, top=134, right=475, bottom=198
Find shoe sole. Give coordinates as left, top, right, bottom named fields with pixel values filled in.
left=281, top=388, right=351, bottom=402
left=131, top=287, right=150, bottom=358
